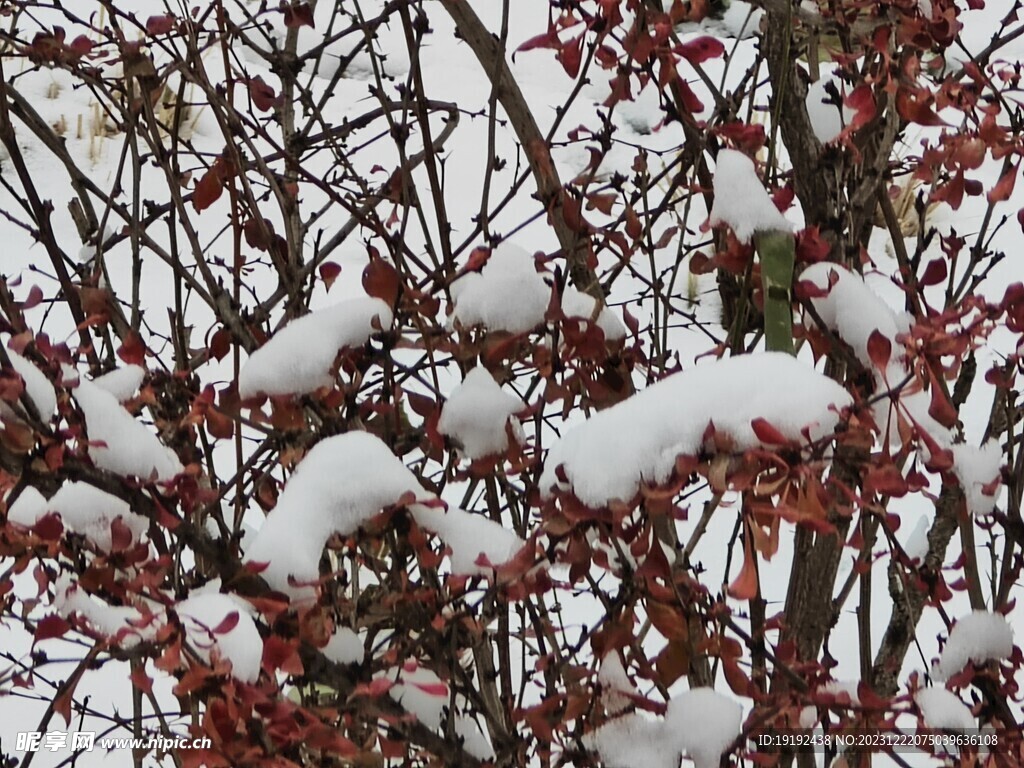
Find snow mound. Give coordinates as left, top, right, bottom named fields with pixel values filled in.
left=561, top=286, right=627, bottom=341
left=950, top=441, right=1002, bottom=516
left=9, top=482, right=148, bottom=552
left=384, top=662, right=449, bottom=726
left=540, top=352, right=852, bottom=507
left=934, top=611, right=1014, bottom=680
left=437, top=367, right=524, bottom=460
left=323, top=627, right=364, bottom=665
left=665, top=687, right=744, bottom=768
left=74, top=379, right=183, bottom=481
left=805, top=70, right=854, bottom=145
left=244, top=431, right=429, bottom=600
left=53, top=574, right=161, bottom=647
left=410, top=503, right=526, bottom=576
left=450, top=243, right=550, bottom=334
left=903, top=516, right=930, bottom=563
left=379, top=661, right=494, bottom=760
left=583, top=712, right=678, bottom=768
left=2, top=348, right=57, bottom=422
left=176, top=592, right=262, bottom=684
left=598, top=653, right=638, bottom=714
left=239, top=297, right=393, bottom=398
left=91, top=365, right=145, bottom=402
left=799, top=262, right=907, bottom=383
left=450, top=242, right=623, bottom=339
left=708, top=149, right=792, bottom=243
left=915, top=687, right=974, bottom=730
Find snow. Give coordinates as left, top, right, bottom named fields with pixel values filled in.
left=2, top=348, right=57, bottom=422
left=950, top=440, right=1002, bottom=516
left=540, top=352, right=852, bottom=507
left=665, top=687, right=744, bottom=768
left=437, top=367, right=524, bottom=460
left=322, top=627, right=364, bottom=665
left=383, top=662, right=449, bottom=726
left=934, top=610, right=1014, bottom=680
left=238, top=297, right=393, bottom=398
left=915, top=687, right=975, bottom=730
left=6, top=486, right=49, bottom=528
left=176, top=592, right=262, bottom=684
left=583, top=712, right=678, bottom=768
left=379, top=661, right=494, bottom=760
left=91, top=365, right=145, bottom=402
left=73, top=379, right=183, bottom=481
left=454, top=715, right=495, bottom=761
left=53, top=574, right=161, bottom=646
left=597, top=653, right=637, bottom=714
left=450, top=243, right=550, bottom=335
left=562, top=286, right=627, bottom=341
left=410, top=504, right=526, bottom=577
left=583, top=687, right=742, bottom=768
left=719, top=1, right=764, bottom=39
left=708, top=149, right=793, bottom=243
left=903, top=516, right=930, bottom=563
left=244, top=431, right=429, bottom=600
left=9, top=482, right=148, bottom=552
left=799, top=262, right=908, bottom=384
left=805, top=70, right=854, bottom=145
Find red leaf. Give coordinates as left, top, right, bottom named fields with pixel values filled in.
left=918, top=258, right=948, bottom=286
left=208, top=328, right=231, bottom=362
left=110, top=517, right=135, bottom=552
left=866, top=330, right=891, bottom=371
left=750, top=417, right=790, bottom=446
left=248, top=76, right=278, bottom=112
left=34, top=614, right=70, bottom=643
left=206, top=407, right=234, bottom=440
left=895, top=88, right=946, bottom=127
left=514, top=27, right=560, bottom=55
left=674, top=78, right=705, bottom=113
left=32, top=513, right=64, bottom=541
left=795, top=226, right=831, bottom=263
left=53, top=682, right=76, bottom=725
left=728, top=536, right=759, bottom=600
left=130, top=664, right=153, bottom=695
left=262, top=634, right=304, bottom=675
left=673, top=36, right=724, bottom=65
left=146, top=15, right=176, bottom=35
left=557, top=34, right=583, bottom=78
left=409, top=680, right=448, bottom=698
left=716, top=122, right=766, bottom=153
left=844, top=85, right=877, bottom=131
left=69, top=35, right=93, bottom=57
left=192, top=167, right=223, bottom=212
left=362, top=257, right=401, bottom=307
left=23, top=285, right=43, bottom=310
left=282, top=2, right=315, bottom=28
left=211, top=611, right=239, bottom=635
left=319, top=261, right=342, bottom=290
left=926, top=366, right=957, bottom=428
left=864, top=464, right=908, bottom=497
left=117, top=331, right=146, bottom=365
left=988, top=164, right=1018, bottom=203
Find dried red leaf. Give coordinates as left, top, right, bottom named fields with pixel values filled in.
left=34, top=614, right=70, bottom=643
left=146, top=14, right=176, bottom=35
left=362, top=257, right=401, bottom=307
left=117, top=331, right=146, bottom=365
